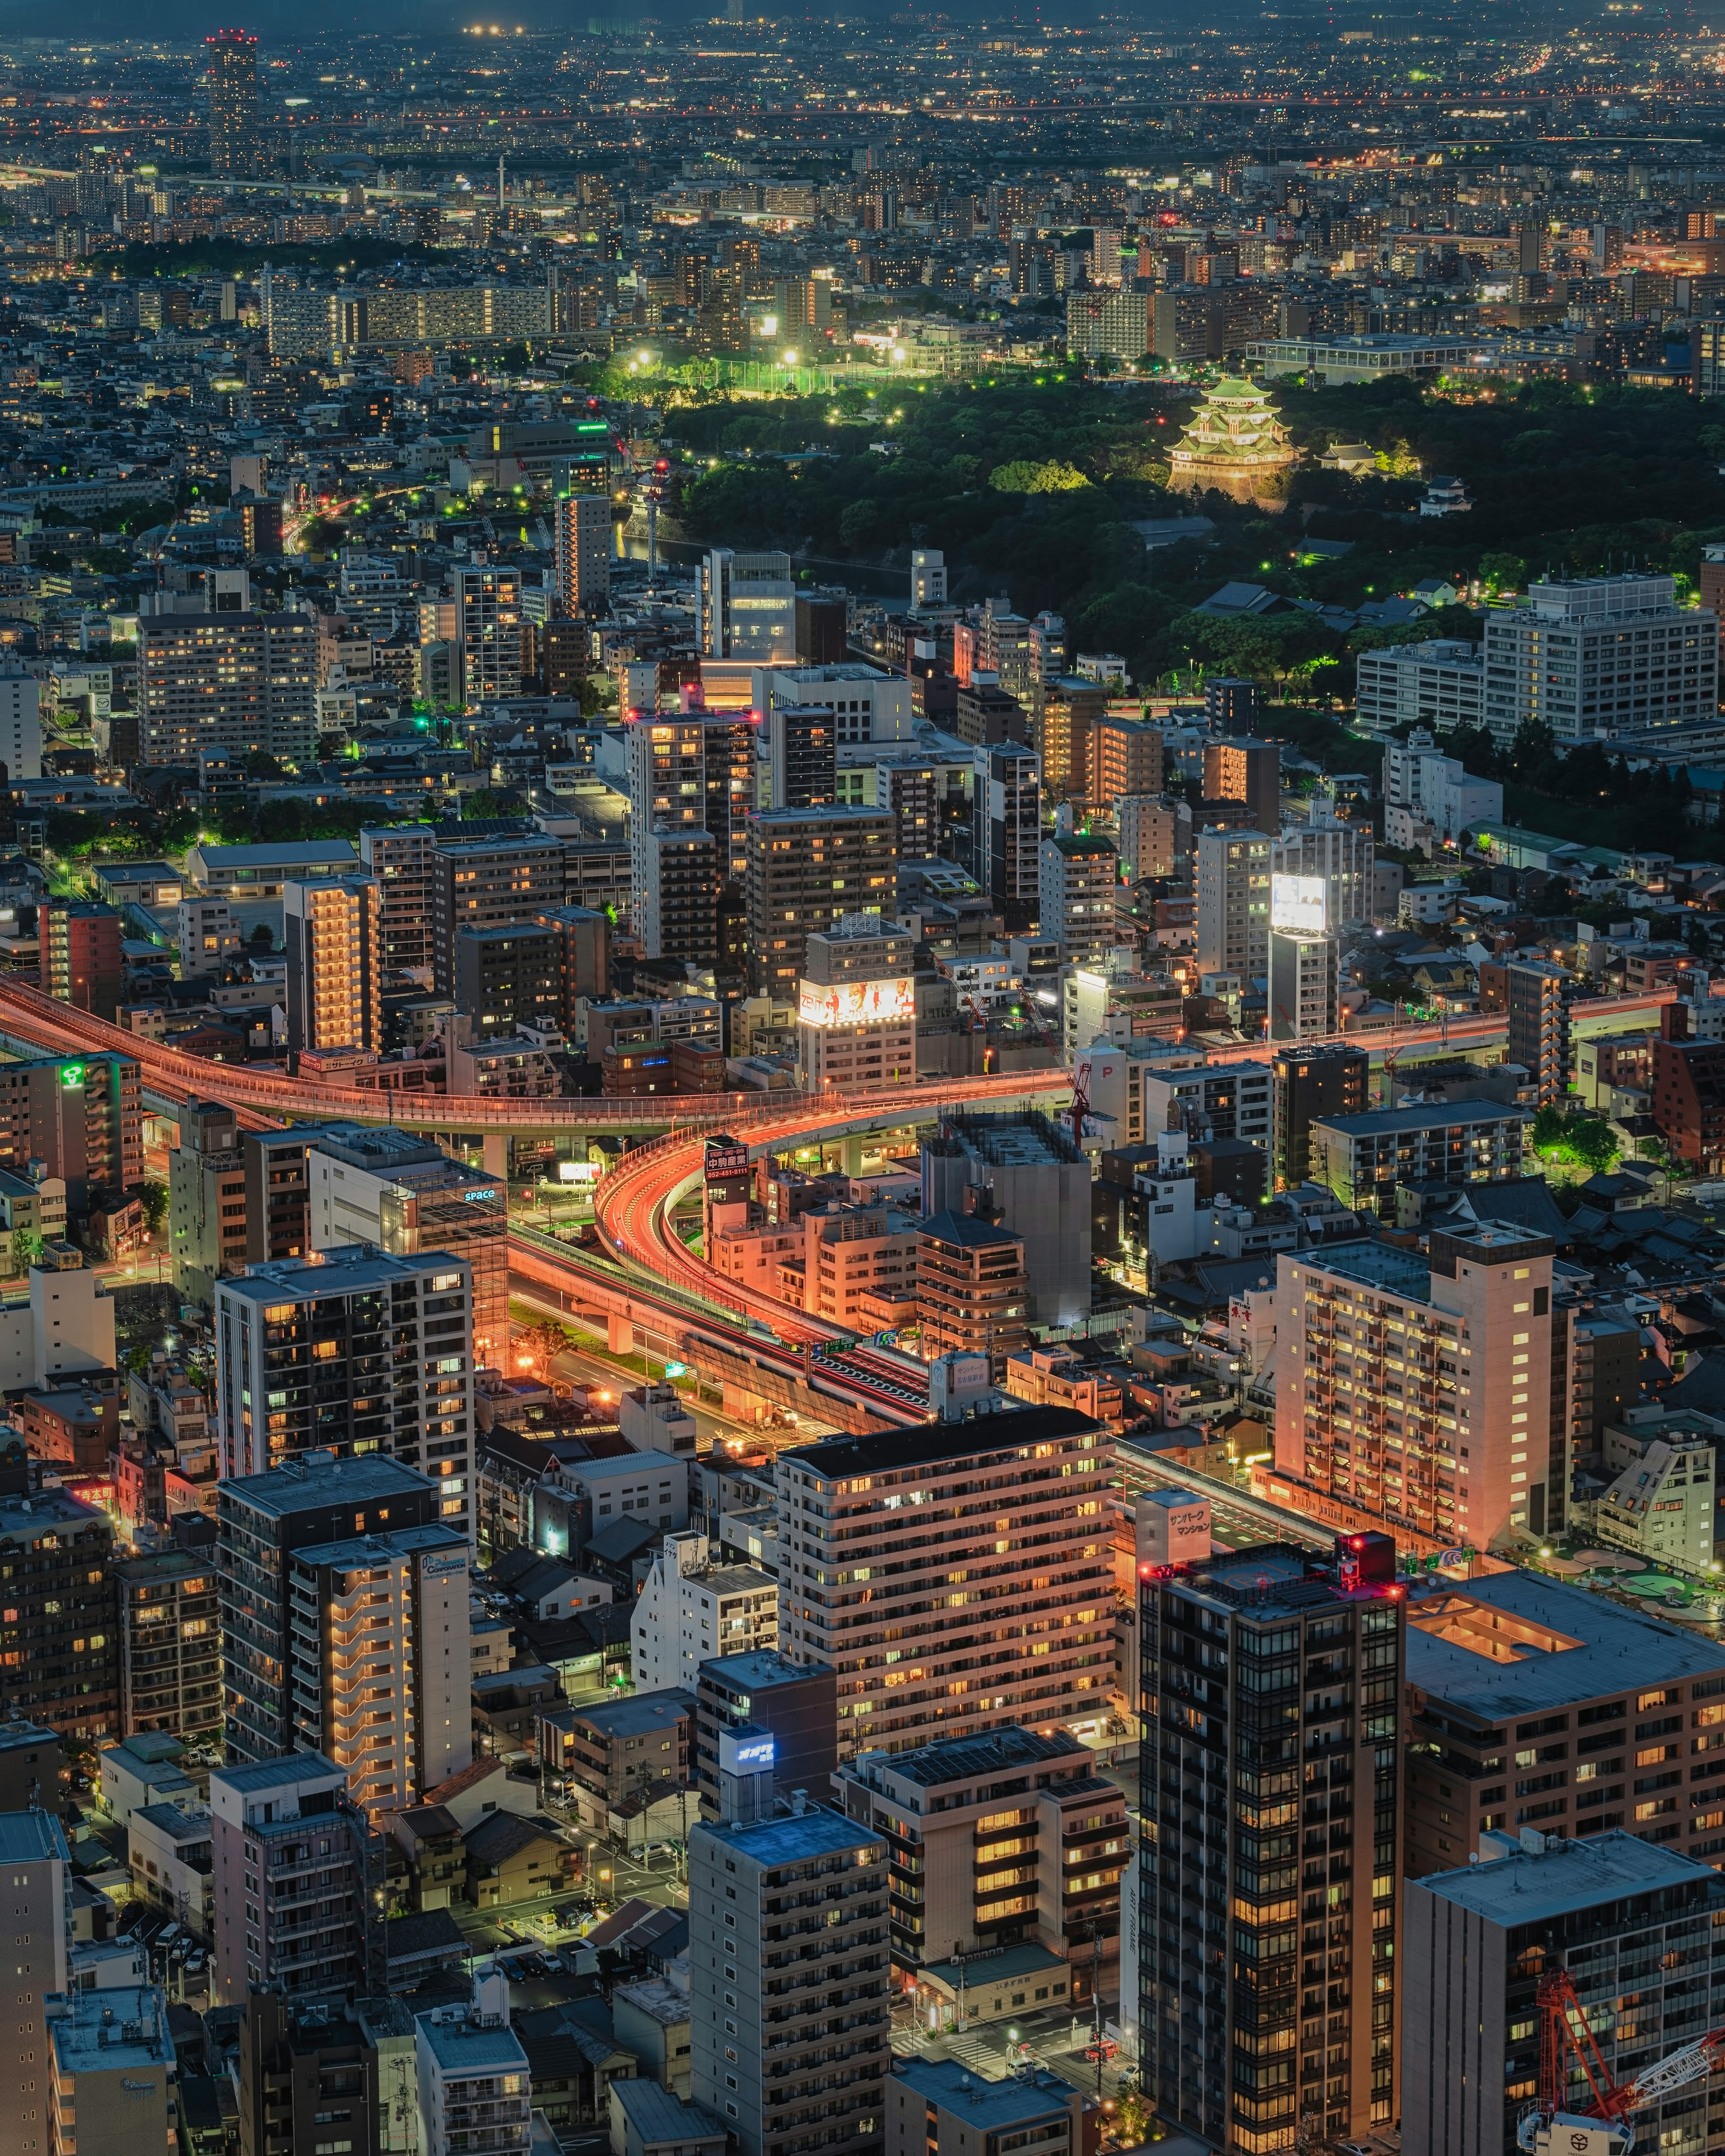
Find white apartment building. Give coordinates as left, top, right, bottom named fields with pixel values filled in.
left=1195, top=826, right=1272, bottom=978
left=288, top=1522, right=472, bottom=1815
left=700, top=550, right=796, bottom=662
left=1380, top=723, right=1504, bottom=846
left=1596, top=1434, right=1716, bottom=1577
left=0, top=669, right=42, bottom=780
left=1140, top=1056, right=1274, bottom=1150
left=1039, top=834, right=1118, bottom=961
left=1116, top=795, right=1183, bottom=881
left=1273, top=1223, right=1556, bottom=1550
left=0, top=1811, right=70, bottom=2156
left=1355, top=639, right=1485, bottom=737
left=177, top=896, right=242, bottom=980
left=777, top=1409, right=1116, bottom=1759
left=631, top=1533, right=778, bottom=1697
left=1268, top=927, right=1339, bottom=1042
left=1482, top=574, right=1717, bottom=747
left=416, top=1975, right=532, bottom=2156
left=139, top=613, right=317, bottom=765
left=752, top=663, right=914, bottom=747
left=1272, top=814, right=1374, bottom=927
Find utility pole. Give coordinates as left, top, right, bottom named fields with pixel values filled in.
left=1092, top=1921, right=1104, bottom=2101
left=497, top=154, right=505, bottom=217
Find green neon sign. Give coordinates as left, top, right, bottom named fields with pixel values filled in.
left=60, top=1063, right=85, bottom=1090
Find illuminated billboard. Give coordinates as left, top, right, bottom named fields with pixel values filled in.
left=1269, top=874, right=1327, bottom=936
left=798, top=978, right=916, bottom=1028
left=705, top=1138, right=750, bottom=1184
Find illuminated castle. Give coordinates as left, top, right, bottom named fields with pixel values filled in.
left=1167, top=377, right=1296, bottom=505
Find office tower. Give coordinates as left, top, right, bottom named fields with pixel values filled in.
left=206, top=27, right=260, bottom=176
left=0, top=1480, right=117, bottom=1738
left=452, top=566, right=522, bottom=705
left=1203, top=735, right=1281, bottom=832
left=1116, top=795, right=1180, bottom=881
left=1308, top=1101, right=1531, bottom=1220
left=1271, top=1043, right=1367, bottom=1190
left=1274, top=1222, right=1554, bottom=1547
left=0, top=668, right=41, bottom=779
left=1091, top=715, right=1165, bottom=811
left=138, top=612, right=316, bottom=765
left=836, top=1729, right=1127, bottom=2001
left=1506, top=959, right=1578, bottom=1105
left=1195, top=826, right=1272, bottom=978
left=1357, top=647, right=1488, bottom=744
left=0, top=1809, right=71, bottom=2156
left=1139, top=1526, right=1402, bottom=2153
left=763, top=704, right=836, bottom=809
left=1405, top=1831, right=1725, bottom=2156
left=45, top=1986, right=174, bottom=2156
left=114, top=1550, right=221, bottom=1741
left=687, top=1808, right=889, bottom=2156
left=700, top=549, right=795, bottom=660
left=777, top=1409, right=1114, bottom=1758
left=430, top=831, right=566, bottom=993
left=978, top=746, right=1040, bottom=915
left=358, top=825, right=435, bottom=976
left=632, top=1533, right=778, bottom=1696
left=414, top=1975, right=531, bottom=2156
left=922, top=1110, right=1091, bottom=1328
left=1267, top=924, right=1338, bottom=1042
left=1038, top=832, right=1117, bottom=962
left=1272, top=815, right=1373, bottom=928
left=177, top=895, right=241, bottom=980
left=214, top=1245, right=474, bottom=1504
left=693, top=1651, right=837, bottom=1821
left=287, top=1522, right=471, bottom=1813
left=42, top=901, right=123, bottom=1021
left=215, top=1451, right=445, bottom=1764
left=304, top=1126, right=507, bottom=1377
left=796, top=916, right=916, bottom=1090
left=910, top=549, right=946, bottom=608
left=745, top=808, right=895, bottom=996
left=209, top=1753, right=384, bottom=2008
left=1203, top=676, right=1260, bottom=733
left=285, top=877, right=383, bottom=1060
left=1401, top=1564, right=1725, bottom=1875
left=1482, top=575, right=1717, bottom=748
left=452, top=922, right=562, bottom=1038
left=752, top=665, right=914, bottom=750
left=554, top=493, right=611, bottom=615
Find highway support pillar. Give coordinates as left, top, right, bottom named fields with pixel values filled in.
left=482, top=1133, right=508, bottom=1179
left=608, top=1312, right=632, bottom=1355
left=840, top=1133, right=865, bottom=1175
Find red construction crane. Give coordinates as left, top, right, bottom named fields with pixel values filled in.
left=1519, top=1968, right=1725, bottom=2156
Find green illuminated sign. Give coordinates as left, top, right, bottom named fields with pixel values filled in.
left=60, top=1063, right=84, bottom=1090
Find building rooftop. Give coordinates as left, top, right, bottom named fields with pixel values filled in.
left=850, top=1726, right=1084, bottom=1790
left=219, top=1450, right=435, bottom=1520
left=1162, top=1542, right=1379, bottom=1622
left=1312, top=1102, right=1533, bottom=1137
left=46, top=1987, right=172, bottom=2074
left=1405, top=1565, right=1725, bottom=1723
left=210, top=1752, right=343, bottom=1798
left=0, top=1484, right=106, bottom=1546
left=0, top=1810, right=68, bottom=1864
left=1411, top=1828, right=1722, bottom=1926
left=891, top=2059, right=1077, bottom=2125
left=292, top=1523, right=469, bottom=1576
left=217, top=1244, right=464, bottom=1305
left=696, top=1807, right=882, bottom=1866
left=608, top=2078, right=727, bottom=2148
left=783, top=1403, right=1103, bottom=1482
left=132, top=1801, right=211, bottom=1845
left=415, top=2005, right=531, bottom=2077
left=565, top=1690, right=696, bottom=1741
left=698, top=1649, right=831, bottom=1695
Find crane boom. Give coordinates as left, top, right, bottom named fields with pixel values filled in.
left=1521, top=1966, right=1725, bottom=2156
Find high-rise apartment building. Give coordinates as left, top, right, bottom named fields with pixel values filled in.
left=1267, top=924, right=1338, bottom=1042
left=288, top=1522, right=472, bottom=1814
left=206, top=27, right=260, bottom=176
left=637, top=830, right=720, bottom=967
left=796, top=916, right=916, bottom=1091
left=1195, top=826, right=1272, bottom=979
left=922, top=1111, right=1090, bottom=1327
left=763, top=704, right=836, bottom=809
left=1038, top=833, right=1117, bottom=962
left=0, top=1808, right=71, bottom=2156
left=692, top=1651, right=838, bottom=1822
left=1203, top=736, right=1281, bottom=832
left=113, top=1549, right=221, bottom=1741
left=1091, top=715, right=1165, bottom=810
left=745, top=807, right=895, bottom=996
left=1273, top=1223, right=1555, bottom=1549
left=687, top=1808, right=889, bottom=2156
left=1271, top=816, right=1373, bottom=929
left=554, top=493, right=611, bottom=615
left=1308, top=1102, right=1531, bottom=1220
left=1405, top=1831, right=1725, bottom=2156
left=0, top=668, right=42, bottom=780
left=978, top=746, right=1040, bottom=915
left=451, top=922, right=562, bottom=1039
left=700, top=550, right=796, bottom=661
left=1138, top=1526, right=1403, bottom=2153
left=0, top=1480, right=118, bottom=1739
left=209, top=1752, right=384, bottom=2008
left=915, top=1210, right=1029, bottom=1372
left=139, top=613, right=316, bottom=765
left=429, top=831, right=567, bottom=994
left=1482, top=574, right=1717, bottom=747
left=1271, top=1043, right=1368, bottom=1191
left=452, top=566, right=522, bottom=705
left=216, top=1451, right=445, bottom=1765
left=777, top=1409, right=1115, bottom=1759
left=632, top=1532, right=778, bottom=1697
left=285, top=877, right=382, bottom=1060
left=214, top=1246, right=474, bottom=1523
left=358, top=824, right=434, bottom=975
left=42, top=901, right=123, bottom=1022
left=836, top=1727, right=1128, bottom=2001
left=1505, top=958, right=1579, bottom=1105
left=169, top=1099, right=246, bottom=1308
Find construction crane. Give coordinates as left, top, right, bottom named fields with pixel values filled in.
left=1517, top=1967, right=1725, bottom=2156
